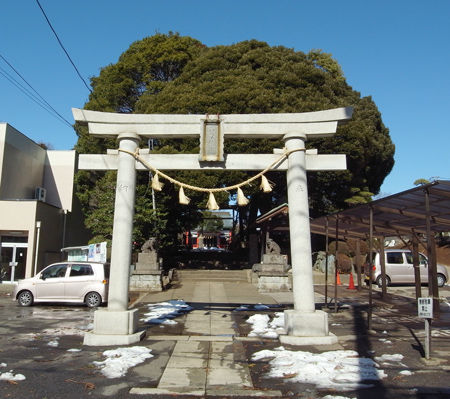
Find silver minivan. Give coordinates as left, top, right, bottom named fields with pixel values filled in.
left=368, top=249, right=448, bottom=288
left=13, top=262, right=109, bottom=307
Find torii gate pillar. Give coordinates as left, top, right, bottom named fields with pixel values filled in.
left=84, top=133, right=145, bottom=346
left=281, top=133, right=337, bottom=345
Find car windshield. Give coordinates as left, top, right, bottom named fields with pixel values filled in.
left=405, top=252, right=427, bottom=265
left=42, top=264, right=68, bottom=279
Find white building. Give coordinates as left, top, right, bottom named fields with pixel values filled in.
left=0, top=123, right=86, bottom=282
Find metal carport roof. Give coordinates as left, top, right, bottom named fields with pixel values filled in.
left=310, top=180, right=450, bottom=239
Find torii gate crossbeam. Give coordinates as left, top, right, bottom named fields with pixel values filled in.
left=74, top=107, right=353, bottom=346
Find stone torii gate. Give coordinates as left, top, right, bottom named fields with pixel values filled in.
left=73, top=107, right=353, bottom=346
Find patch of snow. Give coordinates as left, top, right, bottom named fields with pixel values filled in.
left=67, top=348, right=81, bottom=352
left=399, top=370, right=413, bottom=376
left=252, top=347, right=386, bottom=391
left=47, top=338, right=59, bottom=347
left=246, top=312, right=285, bottom=339
left=234, top=304, right=281, bottom=311
left=0, top=363, right=6, bottom=367
left=42, top=327, right=87, bottom=336
left=19, top=321, right=92, bottom=342
left=374, top=353, right=404, bottom=363
left=83, top=323, right=94, bottom=331
left=141, top=300, right=192, bottom=325
left=431, top=330, right=448, bottom=337
left=378, top=338, right=392, bottom=344
left=322, top=396, right=353, bottom=399
left=0, top=371, right=26, bottom=381
left=331, top=323, right=342, bottom=326
left=93, top=346, right=153, bottom=378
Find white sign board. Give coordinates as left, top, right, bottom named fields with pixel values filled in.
left=88, top=242, right=107, bottom=263
left=418, top=297, right=433, bottom=318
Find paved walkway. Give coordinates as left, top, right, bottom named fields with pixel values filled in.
left=131, top=281, right=283, bottom=396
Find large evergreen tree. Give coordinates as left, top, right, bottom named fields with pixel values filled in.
left=74, top=34, right=395, bottom=257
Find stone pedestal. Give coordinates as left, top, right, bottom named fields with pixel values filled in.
left=135, top=252, right=159, bottom=273
left=256, top=272, right=291, bottom=292
left=260, top=254, right=290, bottom=272
left=130, top=251, right=164, bottom=291
left=252, top=254, right=291, bottom=292
left=130, top=271, right=163, bottom=291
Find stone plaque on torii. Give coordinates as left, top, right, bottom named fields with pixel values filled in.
left=73, top=107, right=353, bottom=346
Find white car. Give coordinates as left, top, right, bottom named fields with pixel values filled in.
left=367, top=249, right=448, bottom=288
left=13, top=262, right=109, bottom=308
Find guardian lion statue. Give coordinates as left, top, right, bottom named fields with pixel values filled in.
left=266, top=238, right=281, bottom=254
left=141, top=237, right=158, bottom=253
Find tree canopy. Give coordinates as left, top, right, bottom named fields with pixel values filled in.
left=74, top=33, right=395, bottom=256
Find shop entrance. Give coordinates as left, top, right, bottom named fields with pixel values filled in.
left=0, top=236, right=28, bottom=282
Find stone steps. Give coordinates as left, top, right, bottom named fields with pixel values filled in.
left=175, top=269, right=249, bottom=282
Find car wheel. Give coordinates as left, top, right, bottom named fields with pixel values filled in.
left=437, top=273, right=446, bottom=287
left=376, top=275, right=391, bottom=288
left=18, top=290, right=34, bottom=307
left=85, top=292, right=102, bottom=308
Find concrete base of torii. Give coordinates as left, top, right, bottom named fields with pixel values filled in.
left=279, top=309, right=338, bottom=345
left=83, top=309, right=146, bottom=346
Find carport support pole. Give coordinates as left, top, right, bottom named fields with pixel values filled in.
left=368, top=207, right=373, bottom=331
left=379, top=236, right=387, bottom=297
left=356, top=239, right=362, bottom=291
left=424, top=189, right=439, bottom=318
left=84, top=133, right=144, bottom=346
left=324, top=217, right=329, bottom=307
left=280, top=133, right=336, bottom=345
left=334, top=216, right=339, bottom=313
left=412, top=236, right=422, bottom=300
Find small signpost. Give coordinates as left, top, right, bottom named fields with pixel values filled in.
left=418, top=297, right=433, bottom=359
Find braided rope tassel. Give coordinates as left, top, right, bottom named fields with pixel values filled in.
left=260, top=175, right=273, bottom=193
left=151, top=173, right=163, bottom=191
left=179, top=186, right=190, bottom=205
left=207, top=192, right=219, bottom=210
left=237, top=187, right=249, bottom=206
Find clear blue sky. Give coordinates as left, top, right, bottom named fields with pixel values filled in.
left=1, top=0, right=449, bottom=196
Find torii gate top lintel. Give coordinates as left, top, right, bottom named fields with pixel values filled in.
left=74, top=106, right=352, bottom=169
left=72, top=107, right=353, bottom=139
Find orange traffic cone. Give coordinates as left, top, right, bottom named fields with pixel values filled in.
left=347, top=273, right=356, bottom=290
left=336, top=271, right=342, bottom=286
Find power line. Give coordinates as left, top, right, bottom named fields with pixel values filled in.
left=0, top=68, right=71, bottom=128
left=0, top=54, right=73, bottom=127
left=35, top=0, right=92, bottom=93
